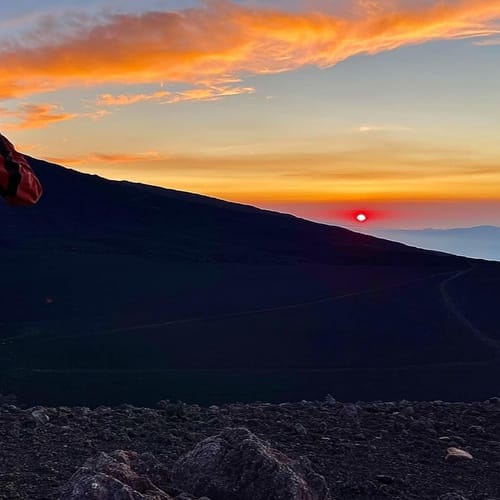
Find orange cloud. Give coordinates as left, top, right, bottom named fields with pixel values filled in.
left=43, top=156, right=85, bottom=166
left=96, top=85, right=255, bottom=107
left=89, top=152, right=167, bottom=163
left=167, top=85, right=255, bottom=103
left=44, top=151, right=168, bottom=165
left=0, top=0, right=499, bottom=100
left=0, top=103, right=77, bottom=129
left=0, top=103, right=110, bottom=129
left=96, top=91, right=172, bottom=106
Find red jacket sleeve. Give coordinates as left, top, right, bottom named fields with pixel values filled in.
left=0, top=133, right=43, bottom=206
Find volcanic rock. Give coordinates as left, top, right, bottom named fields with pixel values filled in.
left=60, top=450, right=171, bottom=500
left=171, top=427, right=331, bottom=500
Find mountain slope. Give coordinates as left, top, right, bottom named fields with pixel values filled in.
left=0, top=157, right=499, bottom=406
left=3, top=157, right=461, bottom=265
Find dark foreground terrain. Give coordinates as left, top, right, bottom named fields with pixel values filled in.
left=1, top=157, right=500, bottom=405
left=1, top=398, right=500, bottom=499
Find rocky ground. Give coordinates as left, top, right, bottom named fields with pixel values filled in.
left=1, top=397, right=500, bottom=499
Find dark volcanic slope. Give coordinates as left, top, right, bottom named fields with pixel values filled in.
left=0, top=157, right=499, bottom=405
left=1, top=399, right=500, bottom=499
left=2, top=157, right=459, bottom=265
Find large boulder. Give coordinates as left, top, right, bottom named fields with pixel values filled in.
left=172, top=427, right=331, bottom=500
left=60, top=450, right=172, bottom=500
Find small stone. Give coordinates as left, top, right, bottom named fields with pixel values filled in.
left=30, top=408, right=50, bottom=425
left=316, top=421, right=328, bottom=433
left=468, top=425, right=486, bottom=435
left=295, top=423, right=308, bottom=435
left=2, top=404, right=19, bottom=412
left=445, top=448, right=473, bottom=461
left=324, top=394, right=337, bottom=405
left=401, top=406, right=415, bottom=417
left=340, top=404, right=359, bottom=418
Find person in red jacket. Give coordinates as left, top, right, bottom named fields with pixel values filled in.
left=0, top=132, right=42, bottom=206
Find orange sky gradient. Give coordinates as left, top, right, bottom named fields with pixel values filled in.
left=1, top=0, right=500, bottom=227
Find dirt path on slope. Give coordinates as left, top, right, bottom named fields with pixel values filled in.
left=438, top=265, right=500, bottom=360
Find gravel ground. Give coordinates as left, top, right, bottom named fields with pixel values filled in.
left=1, top=398, right=500, bottom=499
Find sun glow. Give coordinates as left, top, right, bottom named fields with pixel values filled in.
left=356, top=213, right=367, bottom=223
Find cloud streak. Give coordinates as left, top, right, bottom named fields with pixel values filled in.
left=45, top=151, right=168, bottom=165
left=0, top=103, right=77, bottom=129
left=474, top=36, right=500, bottom=45
left=0, top=103, right=110, bottom=129
left=96, top=84, right=255, bottom=107
left=357, top=124, right=413, bottom=133
left=34, top=145, right=500, bottom=202
left=0, top=0, right=499, bottom=100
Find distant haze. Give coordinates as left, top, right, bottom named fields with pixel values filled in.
left=358, top=226, right=500, bottom=262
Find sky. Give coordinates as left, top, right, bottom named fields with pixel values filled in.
left=1, top=0, right=500, bottom=229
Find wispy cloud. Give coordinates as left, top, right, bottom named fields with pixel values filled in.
left=45, top=151, right=168, bottom=165
left=0, top=103, right=110, bottom=129
left=473, top=36, right=500, bottom=45
left=357, top=0, right=385, bottom=16
left=42, top=156, right=85, bottom=166
left=0, top=103, right=77, bottom=129
left=0, top=0, right=499, bottom=100
left=357, top=124, right=413, bottom=133
left=89, top=152, right=167, bottom=163
left=96, top=91, right=172, bottom=107
left=96, top=84, right=255, bottom=107
left=167, top=85, right=255, bottom=104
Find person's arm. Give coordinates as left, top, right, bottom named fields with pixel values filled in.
left=0, top=133, right=42, bottom=206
